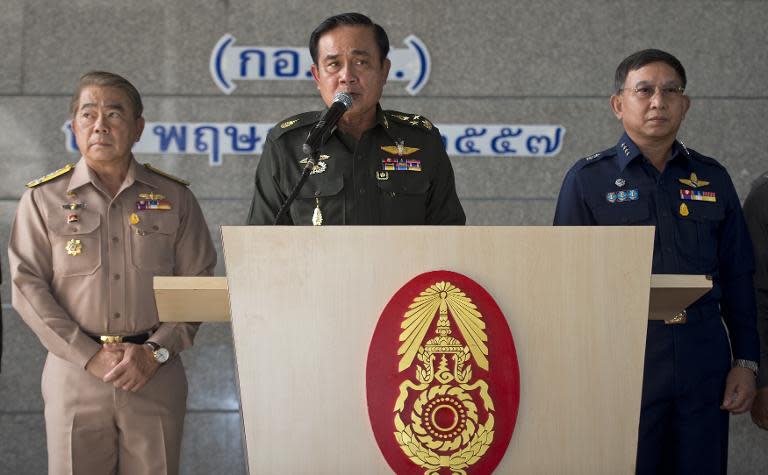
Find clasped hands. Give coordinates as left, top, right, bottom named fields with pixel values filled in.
left=85, top=343, right=160, bottom=392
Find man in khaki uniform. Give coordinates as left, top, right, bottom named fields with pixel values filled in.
left=8, top=71, right=216, bottom=474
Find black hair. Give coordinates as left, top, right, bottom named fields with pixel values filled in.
left=309, top=12, right=390, bottom=65
left=614, top=49, right=687, bottom=93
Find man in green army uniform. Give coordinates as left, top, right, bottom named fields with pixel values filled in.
left=247, top=12, right=465, bottom=225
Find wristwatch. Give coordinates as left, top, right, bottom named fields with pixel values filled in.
left=145, top=341, right=170, bottom=364
left=733, top=359, right=759, bottom=377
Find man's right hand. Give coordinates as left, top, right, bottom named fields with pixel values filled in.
left=751, top=387, right=768, bottom=430
left=85, top=347, right=124, bottom=379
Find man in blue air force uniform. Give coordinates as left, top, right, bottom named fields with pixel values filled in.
left=554, top=49, right=758, bottom=474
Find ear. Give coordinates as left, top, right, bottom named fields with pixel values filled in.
left=681, top=95, right=691, bottom=120
left=610, top=94, right=623, bottom=120
left=135, top=117, right=145, bottom=142
left=382, top=58, right=391, bottom=85
left=310, top=64, right=321, bottom=90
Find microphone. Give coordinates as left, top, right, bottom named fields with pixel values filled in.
left=302, top=92, right=353, bottom=157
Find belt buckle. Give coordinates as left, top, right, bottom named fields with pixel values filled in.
left=665, top=310, right=687, bottom=325
left=100, top=335, right=124, bottom=344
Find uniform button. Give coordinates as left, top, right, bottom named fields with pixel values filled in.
left=152, top=225, right=159, bottom=231
left=359, top=188, right=365, bottom=194
left=111, top=203, right=117, bottom=209
left=112, top=236, right=119, bottom=243
left=113, top=312, right=121, bottom=319
left=314, top=191, right=321, bottom=197
left=113, top=273, right=120, bottom=280
left=71, top=227, right=78, bottom=232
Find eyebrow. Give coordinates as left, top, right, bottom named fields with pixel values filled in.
left=323, top=50, right=372, bottom=61
left=634, top=79, right=682, bottom=86
left=79, top=102, right=126, bottom=111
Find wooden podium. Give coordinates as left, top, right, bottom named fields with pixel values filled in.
left=155, top=226, right=711, bottom=474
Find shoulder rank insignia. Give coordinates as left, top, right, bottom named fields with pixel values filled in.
left=280, top=118, right=300, bottom=129
left=584, top=153, right=600, bottom=161
left=381, top=140, right=420, bottom=157
left=389, top=112, right=434, bottom=131
left=143, top=163, right=189, bottom=186
left=679, top=172, right=709, bottom=188
left=26, top=164, right=75, bottom=188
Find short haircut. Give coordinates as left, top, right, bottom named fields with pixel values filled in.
left=614, top=49, right=687, bottom=93
left=70, top=71, right=143, bottom=119
left=309, top=12, right=390, bottom=65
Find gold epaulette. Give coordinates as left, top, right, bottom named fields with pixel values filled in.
left=26, top=164, right=75, bottom=188
left=386, top=111, right=434, bottom=132
left=143, top=163, right=190, bottom=186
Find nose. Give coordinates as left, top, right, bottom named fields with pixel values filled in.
left=338, top=62, right=358, bottom=85
left=93, top=113, right=109, bottom=134
left=649, top=88, right=666, bottom=109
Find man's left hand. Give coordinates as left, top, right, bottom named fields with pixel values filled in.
left=102, top=343, right=160, bottom=392
left=720, top=367, right=757, bottom=414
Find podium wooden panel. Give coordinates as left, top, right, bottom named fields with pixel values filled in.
left=153, top=276, right=229, bottom=322
left=218, top=226, right=655, bottom=474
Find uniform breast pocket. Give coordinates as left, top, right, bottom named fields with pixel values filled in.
left=674, top=202, right=724, bottom=269
left=376, top=175, right=430, bottom=224
left=130, top=213, right=179, bottom=273
left=50, top=213, right=102, bottom=277
left=592, top=202, right=650, bottom=225
left=295, top=175, right=345, bottom=225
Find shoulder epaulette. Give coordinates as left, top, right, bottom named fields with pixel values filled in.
left=143, top=163, right=190, bottom=186
left=385, top=110, right=437, bottom=133
left=270, top=111, right=320, bottom=139
left=685, top=148, right=726, bottom=170
left=578, top=147, right=614, bottom=166
left=26, top=164, right=75, bottom=188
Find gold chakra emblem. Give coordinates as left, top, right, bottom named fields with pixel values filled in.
left=680, top=203, right=690, bottom=216
left=65, top=239, right=82, bottom=256
left=394, top=281, right=493, bottom=473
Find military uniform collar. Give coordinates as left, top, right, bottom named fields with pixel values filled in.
left=67, top=156, right=161, bottom=194
left=375, top=104, right=396, bottom=140
left=615, top=133, right=690, bottom=172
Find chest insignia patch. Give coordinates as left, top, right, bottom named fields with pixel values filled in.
left=66, top=213, right=79, bottom=224
left=137, top=192, right=172, bottom=210
left=377, top=171, right=390, bottom=181
left=680, top=189, right=716, bottom=203
left=62, top=202, right=86, bottom=211
left=130, top=213, right=141, bottom=225
left=606, top=189, right=639, bottom=203
left=679, top=203, right=690, bottom=216
left=679, top=172, right=710, bottom=188
left=615, top=178, right=626, bottom=187
left=382, top=158, right=422, bottom=172
left=381, top=140, right=420, bottom=157
left=65, top=239, right=82, bottom=256
left=299, top=154, right=330, bottom=175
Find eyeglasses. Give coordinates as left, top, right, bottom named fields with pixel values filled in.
left=620, top=85, right=686, bottom=99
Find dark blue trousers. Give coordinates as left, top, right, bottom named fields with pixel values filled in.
left=635, top=315, right=731, bottom=475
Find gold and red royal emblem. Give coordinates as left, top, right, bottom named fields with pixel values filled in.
left=367, top=271, right=520, bottom=475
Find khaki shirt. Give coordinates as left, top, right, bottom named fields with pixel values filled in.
left=9, top=157, right=216, bottom=368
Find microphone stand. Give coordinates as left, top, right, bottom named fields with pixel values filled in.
left=273, top=148, right=319, bottom=225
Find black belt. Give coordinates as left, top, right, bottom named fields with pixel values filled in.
left=89, top=333, right=150, bottom=345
